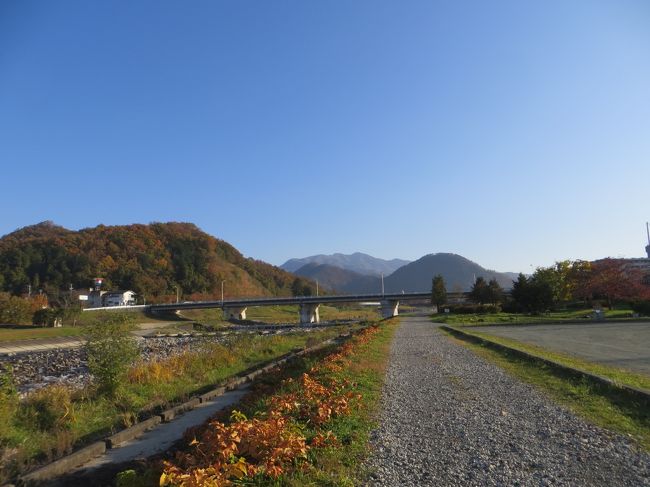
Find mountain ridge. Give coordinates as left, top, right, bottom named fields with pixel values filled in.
left=292, top=262, right=381, bottom=294
left=385, top=253, right=517, bottom=293
left=281, top=252, right=409, bottom=277
left=0, top=222, right=314, bottom=301
left=290, top=252, right=517, bottom=294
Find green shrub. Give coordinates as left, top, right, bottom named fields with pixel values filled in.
left=630, top=300, right=650, bottom=316
left=448, top=304, right=501, bottom=314
left=0, top=368, right=18, bottom=444
left=85, top=314, right=138, bottom=397
left=16, top=385, right=74, bottom=432
left=32, top=308, right=60, bottom=326
left=0, top=294, right=33, bottom=325
left=116, top=468, right=159, bottom=487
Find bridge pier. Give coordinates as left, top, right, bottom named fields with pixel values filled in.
left=299, top=303, right=320, bottom=324
left=380, top=299, right=400, bottom=319
left=222, top=306, right=247, bottom=320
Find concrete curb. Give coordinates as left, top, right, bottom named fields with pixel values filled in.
left=19, top=442, right=106, bottom=485
left=106, top=416, right=162, bottom=448
left=433, top=317, right=650, bottom=328
left=16, top=331, right=352, bottom=486
left=159, top=398, right=201, bottom=423
left=441, top=325, right=650, bottom=406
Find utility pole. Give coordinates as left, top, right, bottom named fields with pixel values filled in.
left=381, top=273, right=385, bottom=296
left=175, top=285, right=180, bottom=303
left=221, top=280, right=225, bottom=302
left=27, top=284, right=31, bottom=297
left=316, top=280, right=319, bottom=296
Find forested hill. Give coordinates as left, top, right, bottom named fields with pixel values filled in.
left=0, top=221, right=314, bottom=301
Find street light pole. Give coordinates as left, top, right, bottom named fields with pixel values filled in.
left=175, top=286, right=179, bottom=303
left=316, top=280, right=319, bottom=296
left=221, top=280, right=225, bottom=302
left=381, top=273, right=384, bottom=296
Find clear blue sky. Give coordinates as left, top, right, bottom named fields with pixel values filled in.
left=1, top=0, right=649, bottom=273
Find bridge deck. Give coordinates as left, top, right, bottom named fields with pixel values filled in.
left=149, top=291, right=462, bottom=312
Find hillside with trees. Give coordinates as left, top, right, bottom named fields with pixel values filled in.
left=385, top=253, right=517, bottom=292
left=291, top=262, right=381, bottom=294
left=0, top=221, right=313, bottom=303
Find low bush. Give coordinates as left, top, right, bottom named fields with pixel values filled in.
left=85, top=314, right=138, bottom=397
left=16, top=385, right=74, bottom=432
left=630, top=300, right=650, bottom=316
left=0, top=369, right=18, bottom=444
left=448, top=304, right=501, bottom=314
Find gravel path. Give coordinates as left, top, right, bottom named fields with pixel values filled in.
left=366, top=315, right=650, bottom=486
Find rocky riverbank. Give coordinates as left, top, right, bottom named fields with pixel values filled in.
left=0, top=326, right=326, bottom=394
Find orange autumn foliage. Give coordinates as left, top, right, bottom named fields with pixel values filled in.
left=160, top=324, right=381, bottom=486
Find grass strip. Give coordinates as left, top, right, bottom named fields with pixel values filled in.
left=442, top=326, right=650, bottom=452
left=116, top=318, right=399, bottom=486
left=0, top=327, right=85, bottom=343
left=433, top=308, right=641, bottom=326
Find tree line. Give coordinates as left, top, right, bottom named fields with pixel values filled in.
left=431, top=258, right=650, bottom=313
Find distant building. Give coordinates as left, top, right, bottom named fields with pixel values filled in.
left=87, top=290, right=106, bottom=308
left=103, top=290, right=137, bottom=307
left=85, top=289, right=136, bottom=307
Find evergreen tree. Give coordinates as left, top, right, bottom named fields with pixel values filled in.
left=486, top=278, right=504, bottom=305
left=431, top=274, right=447, bottom=310
left=469, top=276, right=490, bottom=304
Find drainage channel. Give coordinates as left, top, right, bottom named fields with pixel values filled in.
left=18, top=333, right=352, bottom=486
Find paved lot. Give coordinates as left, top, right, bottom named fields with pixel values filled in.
left=476, top=321, right=650, bottom=375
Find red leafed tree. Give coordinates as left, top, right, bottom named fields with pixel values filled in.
left=580, top=259, right=650, bottom=308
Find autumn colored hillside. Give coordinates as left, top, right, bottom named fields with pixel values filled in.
left=0, top=221, right=313, bottom=302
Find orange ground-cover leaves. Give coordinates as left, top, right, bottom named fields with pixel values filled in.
left=160, top=324, right=380, bottom=486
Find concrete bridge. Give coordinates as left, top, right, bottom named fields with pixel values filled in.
left=148, top=292, right=468, bottom=324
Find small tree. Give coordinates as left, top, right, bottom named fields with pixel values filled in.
left=469, top=277, right=490, bottom=304
left=431, top=275, right=447, bottom=311
left=486, top=278, right=504, bottom=305
left=511, top=273, right=553, bottom=313
left=291, top=278, right=313, bottom=297
left=582, top=259, right=649, bottom=309
left=85, top=314, right=138, bottom=397
left=0, top=293, right=33, bottom=325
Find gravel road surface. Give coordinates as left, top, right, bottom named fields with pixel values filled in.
left=366, top=315, right=650, bottom=486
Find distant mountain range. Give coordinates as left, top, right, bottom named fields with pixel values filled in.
left=1, top=223, right=518, bottom=301
left=291, top=263, right=382, bottom=294
left=288, top=252, right=517, bottom=294
left=281, top=252, right=409, bottom=277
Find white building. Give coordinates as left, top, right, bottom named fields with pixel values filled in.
left=103, top=290, right=137, bottom=307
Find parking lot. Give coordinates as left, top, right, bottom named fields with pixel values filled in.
left=476, top=321, right=650, bottom=376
